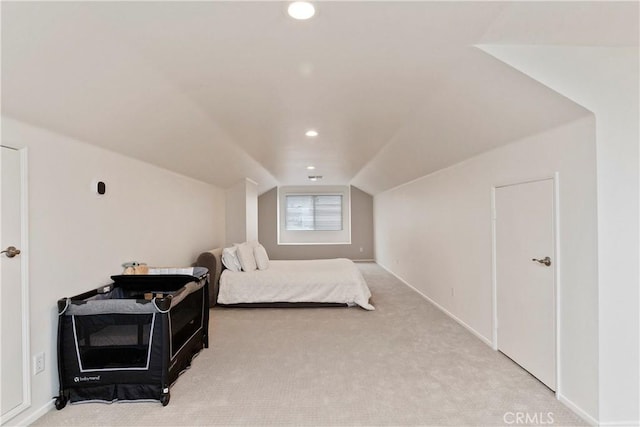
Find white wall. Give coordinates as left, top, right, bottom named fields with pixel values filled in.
left=225, top=180, right=247, bottom=246
left=478, top=46, right=639, bottom=425
left=224, top=178, right=258, bottom=246
left=245, top=180, right=258, bottom=242
left=1, top=116, right=226, bottom=426
left=374, top=116, right=599, bottom=422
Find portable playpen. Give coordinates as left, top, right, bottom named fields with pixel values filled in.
left=55, top=267, right=209, bottom=408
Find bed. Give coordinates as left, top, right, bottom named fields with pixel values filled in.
left=196, top=248, right=374, bottom=310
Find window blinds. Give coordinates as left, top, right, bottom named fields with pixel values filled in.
left=285, top=195, right=343, bottom=231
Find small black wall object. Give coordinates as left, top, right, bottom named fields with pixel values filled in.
left=97, top=181, right=106, bottom=195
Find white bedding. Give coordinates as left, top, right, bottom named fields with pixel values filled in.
left=218, top=258, right=374, bottom=310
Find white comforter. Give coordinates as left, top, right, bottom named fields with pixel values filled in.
left=218, top=258, right=374, bottom=310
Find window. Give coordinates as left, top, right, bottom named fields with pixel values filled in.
left=278, top=186, right=351, bottom=245
left=285, top=195, right=343, bottom=231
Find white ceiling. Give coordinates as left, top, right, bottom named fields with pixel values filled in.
left=2, top=1, right=637, bottom=194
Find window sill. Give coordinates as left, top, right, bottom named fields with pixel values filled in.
left=277, top=241, right=352, bottom=246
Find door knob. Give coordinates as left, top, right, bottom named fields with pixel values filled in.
left=532, top=256, right=551, bottom=266
left=1, top=246, right=21, bottom=258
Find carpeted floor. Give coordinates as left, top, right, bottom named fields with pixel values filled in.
left=32, top=263, right=586, bottom=426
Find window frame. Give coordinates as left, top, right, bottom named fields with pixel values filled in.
left=284, top=193, right=344, bottom=232
left=277, top=186, right=351, bottom=245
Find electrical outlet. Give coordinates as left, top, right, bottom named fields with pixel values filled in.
left=451, top=288, right=454, bottom=297
left=34, top=352, right=45, bottom=375
left=359, top=247, right=364, bottom=253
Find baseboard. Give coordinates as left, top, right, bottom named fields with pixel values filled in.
left=7, top=399, right=54, bottom=426
left=557, top=394, right=599, bottom=426
left=353, top=259, right=375, bottom=262
left=376, top=262, right=492, bottom=347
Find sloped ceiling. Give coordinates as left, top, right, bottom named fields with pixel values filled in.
left=2, top=2, right=636, bottom=194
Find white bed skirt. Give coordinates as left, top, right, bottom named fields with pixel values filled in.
left=218, top=258, right=374, bottom=310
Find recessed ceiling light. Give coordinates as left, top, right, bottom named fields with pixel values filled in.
left=306, top=165, right=315, bottom=170
left=288, top=2, right=315, bottom=20
left=305, top=130, right=318, bottom=137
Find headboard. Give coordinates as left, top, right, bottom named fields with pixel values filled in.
left=195, top=248, right=225, bottom=307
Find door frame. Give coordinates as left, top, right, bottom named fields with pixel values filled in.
left=490, top=173, right=560, bottom=396
left=0, top=145, right=31, bottom=423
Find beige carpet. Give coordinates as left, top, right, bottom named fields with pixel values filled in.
left=32, top=263, right=586, bottom=426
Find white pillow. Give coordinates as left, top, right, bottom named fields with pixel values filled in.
left=236, top=242, right=257, bottom=272
left=221, top=246, right=242, bottom=272
left=253, top=244, right=270, bottom=270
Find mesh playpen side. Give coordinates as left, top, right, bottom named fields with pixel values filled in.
left=55, top=267, right=209, bottom=409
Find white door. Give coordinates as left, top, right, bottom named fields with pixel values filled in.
left=1, top=145, right=29, bottom=421
left=495, top=178, right=556, bottom=390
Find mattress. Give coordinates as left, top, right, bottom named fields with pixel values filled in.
left=218, top=258, right=374, bottom=310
